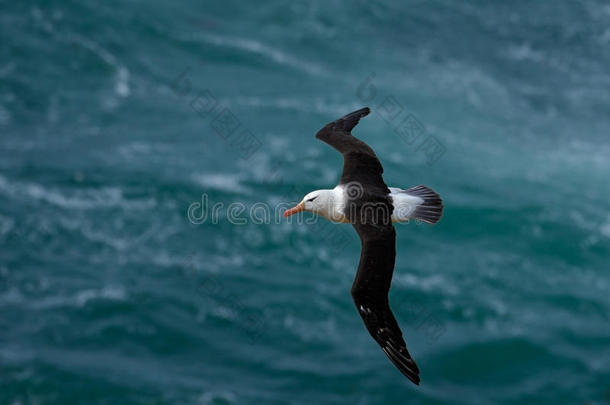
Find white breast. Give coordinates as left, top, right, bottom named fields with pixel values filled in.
left=327, top=185, right=349, bottom=222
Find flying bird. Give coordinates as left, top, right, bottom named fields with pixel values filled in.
left=283, top=107, right=443, bottom=385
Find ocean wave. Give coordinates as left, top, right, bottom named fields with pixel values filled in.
left=505, top=43, right=544, bottom=62
left=28, top=6, right=131, bottom=101
left=66, top=34, right=131, bottom=99
left=0, top=175, right=156, bottom=211
left=282, top=314, right=340, bottom=344
left=0, top=214, right=15, bottom=237
left=1, top=286, right=126, bottom=310
left=117, top=142, right=172, bottom=158
left=227, top=95, right=361, bottom=116
left=394, top=272, right=460, bottom=296
left=192, top=173, right=250, bottom=194
left=72, top=286, right=127, bottom=307
left=0, top=104, right=10, bottom=126
left=190, top=33, right=326, bottom=77
left=197, top=391, right=237, bottom=404
left=56, top=215, right=171, bottom=252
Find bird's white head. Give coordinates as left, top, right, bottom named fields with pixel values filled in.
left=283, top=189, right=335, bottom=218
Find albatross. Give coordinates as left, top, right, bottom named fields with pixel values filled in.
left=283, top=107, right=443, bottom=385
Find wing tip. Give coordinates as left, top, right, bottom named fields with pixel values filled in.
left=352, top=106, right=370, bottom=116
left=382, top=346, right=421, bottom=386
left=401, top=366, right=421, bottom=386
left=333, top=107, right=371, bottom=133
left=314, top=107, right=372, bottom=145
left=406, top=369, right=421, bottom=385
left=342, top=106, right=370, bottom=122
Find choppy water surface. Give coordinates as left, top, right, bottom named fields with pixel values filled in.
left=1, top=1, right=609, bottom=404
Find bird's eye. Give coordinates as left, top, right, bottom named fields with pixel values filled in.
left=307, top=196, right=317, bottom=202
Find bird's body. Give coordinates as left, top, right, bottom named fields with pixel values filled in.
left=297, top=185, right=441, bottom=224
left=283, top=107, right=443, bottom=385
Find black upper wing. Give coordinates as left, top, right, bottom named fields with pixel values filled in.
left=315, top=107, right=387, bottom=190
left=316, top=108, right=420, bottom=385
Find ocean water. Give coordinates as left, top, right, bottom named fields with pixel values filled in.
left=1, top=1, right=610, bottom=404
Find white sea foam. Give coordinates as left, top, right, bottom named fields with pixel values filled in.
left=67, top=34, right=131, bottom=99
left=74, top=286, right=126, bottom=307
left=57, top=215, right=168, bottom=252
left=197, top=391, right=237, bottom=404
left=0, top=286, right=127, bottom=310
left=0, top=175, right=155, bottom=210
left=506, top=43, right=544, bottom=62
left=117, top=142, right=172, bottom=159
left=228, top=95, right=361, bottom=115
left=283, top=314, right=339, bottom=343
left=195, top=33, right=326, bottom=77
left=394, top=272, right=460, bottom=295
left=210, top=306, right=237, bottom=321
left=192, top=173, right=250, bottom=194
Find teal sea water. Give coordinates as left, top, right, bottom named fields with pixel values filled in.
left=1, top=1, right=610, bottom=404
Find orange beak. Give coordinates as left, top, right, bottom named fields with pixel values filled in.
left=283, top=201, right=305, bottom=218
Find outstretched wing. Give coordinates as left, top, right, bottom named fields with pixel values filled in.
left=316, top=108, right=419, bottom=384
left=315, top=107, right=387, bottom=191
left=350, top=222, right=421, bottom=385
